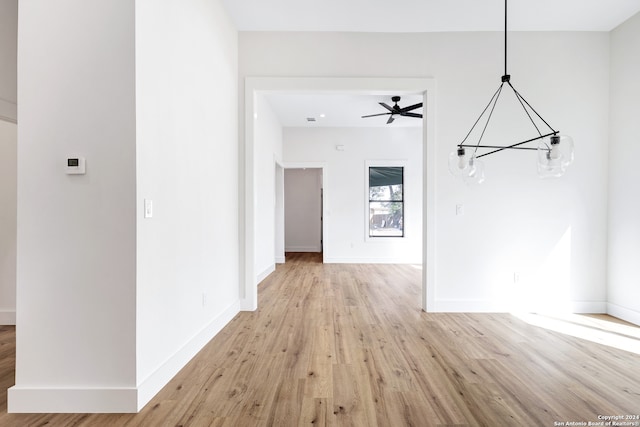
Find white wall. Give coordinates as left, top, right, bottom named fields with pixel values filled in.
left=284, top=168, right=323, bottom=253
left=608, top=12, right=640, bottom=325
left=0, top=0, right=17, bottom=122
left=10, top=0, right=240, bottom=413
left=284, top=127, right=422, bottom=263
left=135, top=0, right=239, bottom=409
left=241, top=31, right=610, bottom=311
left=254, top=94, right=283, bottom=282
left=10, top=0, right=138, bottom=412
left=0, top=120, right=16, bottom=324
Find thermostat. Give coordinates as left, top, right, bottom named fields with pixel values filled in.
left=66, top=157, right=86, bottom=175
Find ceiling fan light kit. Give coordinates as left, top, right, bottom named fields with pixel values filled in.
left=449, top=0, right=574, bottom=184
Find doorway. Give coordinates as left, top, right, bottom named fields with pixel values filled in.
left=283, top=168, right=323, bottom=257
left=243, top=77, right=436, bottom=312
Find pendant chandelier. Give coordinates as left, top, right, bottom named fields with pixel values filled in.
left=449, top=0, right=574, bottom=184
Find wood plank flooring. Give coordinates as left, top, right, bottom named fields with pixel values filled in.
left=1, top=252, right=639, bottom=426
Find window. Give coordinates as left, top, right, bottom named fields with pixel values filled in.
left=369, top=166, right=404, bottom=237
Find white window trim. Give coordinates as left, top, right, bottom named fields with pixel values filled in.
left=365, top=159, right=408, bottom=242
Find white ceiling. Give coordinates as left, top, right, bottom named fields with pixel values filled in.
left=264, top=93, right=424, bottom=128
left=222, top=0, right=640, bottom=33
left=240, top=1, right=640, bottom=128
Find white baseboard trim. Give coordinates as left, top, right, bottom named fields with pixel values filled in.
left=240, top=298, right=257, bottom=311
left=9, top=300, right=241, bottom=413
left=432, top=299, right=505, bottom=313
left=285, top=246, right=321, bottom=253
left=607, top=303, right=640, bottom=326
left=8, top=387, right=138, bottom=413
left=431, top=299, right=607, bottom=314
left=571, top=301, right=607, bottom=313
left=256, top=264, right=275, bottom=284
left=136, top=300, right=240, bottom=411
left=323, top=257, right=421, bottom=264
left=0, top=309, right=16, bottom=325
left=275, top=256, right=286, bottom=264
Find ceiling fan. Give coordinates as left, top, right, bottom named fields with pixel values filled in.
left=361, top=96, right=423, bottom=124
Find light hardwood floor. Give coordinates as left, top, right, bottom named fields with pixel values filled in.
left=1, top=252, right=639, bottom=426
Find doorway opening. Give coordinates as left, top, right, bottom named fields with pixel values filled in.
left=283, top=168, right=323, bottom=261
left=243, top=77, right=436, bottom=312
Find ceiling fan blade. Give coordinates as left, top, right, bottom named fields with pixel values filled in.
left=399, top=103, right=423, bottom=113
left=387, top=115, right=395, bottom=124
left=401, top=112, right=423, bottom=118
left=379, top=102, right=394, bottom=112
left=362, top=112, right=392, bottom=118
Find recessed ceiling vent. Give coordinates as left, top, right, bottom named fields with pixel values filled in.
left=306, top=117, right=316, bottom=122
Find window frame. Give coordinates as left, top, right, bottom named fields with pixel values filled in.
left=365, top=161, right=406, bottom=240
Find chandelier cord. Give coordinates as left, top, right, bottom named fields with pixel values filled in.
left=504, top=0, right=508, bottom=77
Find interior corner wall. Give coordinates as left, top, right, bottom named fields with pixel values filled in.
left=284, top=127, right=422, bottom=263
left=0, top=120, right=16, bottom=325
left=10, top=0, right=138, bottom=413
left=607, top=11, right=640, bottom=326
left=134, top=0, right=240, bottom=410
left=254, top=94, right=283, bottom=283
left=0, top=0, right=17, bottom=123
left=241, top=31, right=610, bottom=312
left=284, top=168, right=323, bottom=253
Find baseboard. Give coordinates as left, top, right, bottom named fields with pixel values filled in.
left=607, top=303, right=640, bottom=326
left=256, top=264, right=275, bottom=284
left=136, top=300, right=240, bottom=411
left=431, top=299, right=607, bottom=313
left=0, top=309, right=16, bottom=325
left=240, top=299, right=257, bottom=311
left=8, top=387, right=138, bottom=413
left=285, top=246, right=321, bottom=253
left=275, top=256, right=286, bottom=264
left=323, top=257, right=421, bottom=264
left=9, top=301, right=241, bottom=413
left=571, top=301, right=607, bottom=313
left=431, top=299, right=505, bottom=313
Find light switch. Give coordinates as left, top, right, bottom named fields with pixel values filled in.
left=144, top=199, right=153, bottom=218
left=456, top=204, right=464, bottom=216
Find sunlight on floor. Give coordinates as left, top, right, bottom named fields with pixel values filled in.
left=512, top=312, right=640, bottom=355
left=410, top=264, right=422, bottom=270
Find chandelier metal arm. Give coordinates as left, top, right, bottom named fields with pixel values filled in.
left=458, top=83, right=505, bottom=147
left=473, top=83, right=505, bottom=153
left=471, top=131, right=559, bottom=158
left=509, top=83, right=543, bottom=136
left=460, top=145, right=537, bottom=151
left=508, top=82, right=557, bottom=135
